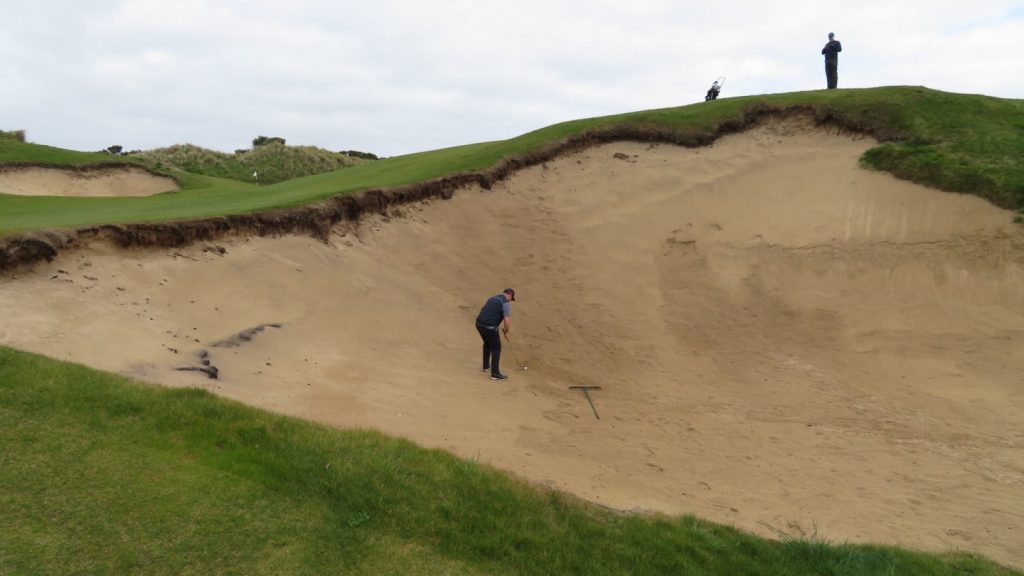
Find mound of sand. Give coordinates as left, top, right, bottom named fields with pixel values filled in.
left=2, top=119, right=1022, bottom=566
left=0, top=165, right=178, bottom=197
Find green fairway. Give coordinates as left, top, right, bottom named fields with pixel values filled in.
left=2, top=87, right=1022, bottom=236
left=2, top=346, right=1018, bottom=575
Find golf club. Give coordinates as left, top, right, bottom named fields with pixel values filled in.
left=506, top=334, right=528, bottom=370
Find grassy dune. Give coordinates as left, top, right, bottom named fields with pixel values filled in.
left=2, top=346, right=1018, bottom=575
left=136, top=142, right=369, bottom=185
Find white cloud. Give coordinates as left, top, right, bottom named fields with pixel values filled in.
left=1, top=0, right=1020, bottom=156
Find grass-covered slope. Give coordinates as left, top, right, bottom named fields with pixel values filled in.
left=0, top=131, right=140, bottom=168
left=1, top=87, right=1022, bottom=236
left=1, top=346, right=1018, bottom=575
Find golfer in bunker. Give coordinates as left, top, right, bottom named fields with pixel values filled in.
left=475, top=288, right=515, bottom=380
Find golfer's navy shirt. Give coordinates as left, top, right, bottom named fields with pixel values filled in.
left=475, top=294, right=511, bottom=328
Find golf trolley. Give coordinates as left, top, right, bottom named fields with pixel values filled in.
left=705, top=76, right=725, bottom=101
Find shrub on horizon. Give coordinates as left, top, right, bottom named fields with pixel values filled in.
left=1, top=129, right=27, bottom=142
left=252, top=135, right=286, bottom=147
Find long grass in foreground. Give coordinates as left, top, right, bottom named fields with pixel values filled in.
left=1, top=346, right=1017, bottom=575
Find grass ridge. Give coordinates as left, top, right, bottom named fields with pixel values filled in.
left=4, top=88, right=1023, bottom=270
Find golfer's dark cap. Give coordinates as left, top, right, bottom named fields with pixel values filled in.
left=503, top=288, right=516, bottom=301
left=828, top=32, right=834, bottom=38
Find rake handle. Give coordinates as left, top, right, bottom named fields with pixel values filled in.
left=570, top=386, right=602, bottom=420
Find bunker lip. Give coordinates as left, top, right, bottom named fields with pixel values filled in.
left=0, top=163, right=180, bottom=198
left=1, top=104, right=884, bottom=272
left=0, top=160, right=165, bottom=174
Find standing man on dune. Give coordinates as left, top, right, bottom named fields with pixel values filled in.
left=475, top=288, right=515, bottom=380
left=822, top=32, right=843, bottom=89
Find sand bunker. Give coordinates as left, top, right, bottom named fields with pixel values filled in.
left=0, top=165, right=178, bottom=197
left=2, top=120, right=1023, bottom=567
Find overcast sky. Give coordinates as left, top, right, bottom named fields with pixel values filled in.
left=2, top=1, right=1021, bottom=157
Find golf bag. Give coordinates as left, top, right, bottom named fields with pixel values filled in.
left=705, top=77, right=725, bottom=101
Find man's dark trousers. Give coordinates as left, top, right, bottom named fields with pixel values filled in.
left=476, top=323, right=502, bottom=375
left=826, top=60, right=838, bottom=89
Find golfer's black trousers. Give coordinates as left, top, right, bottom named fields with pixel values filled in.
left=476, top=323, right=502, bottom=375
left=825, top=60, right=838, bottom=89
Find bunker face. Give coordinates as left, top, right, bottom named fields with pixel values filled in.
left=0, top=166, right=179, bottom=197
left=2, top=121, right=1023, bottom=567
